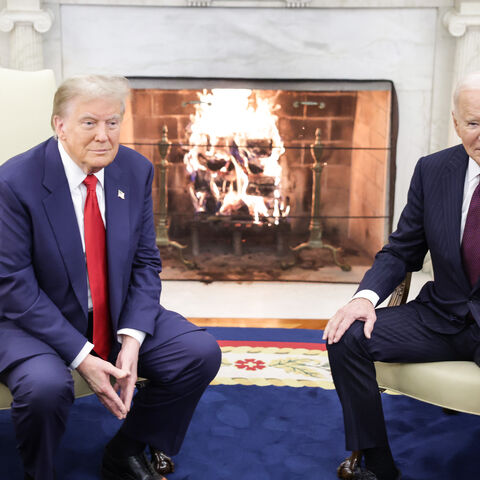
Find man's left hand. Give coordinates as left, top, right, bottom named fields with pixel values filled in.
left=114, top=335, right=140, bottom=412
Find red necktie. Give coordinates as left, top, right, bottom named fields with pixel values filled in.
left=83, top=175, right=112, bottom=360
left=462, top=179, right=480, bottom=287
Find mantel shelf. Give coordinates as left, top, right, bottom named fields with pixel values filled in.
left=51, top=0, right=454, bottom=9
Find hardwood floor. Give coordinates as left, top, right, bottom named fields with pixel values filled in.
left=190, top=317, right=328, bottom=329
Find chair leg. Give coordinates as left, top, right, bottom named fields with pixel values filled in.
left=337, top=450, right=363, bottom=479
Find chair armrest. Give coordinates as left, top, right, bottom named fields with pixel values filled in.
left=387, top=271, right=412, bottom=307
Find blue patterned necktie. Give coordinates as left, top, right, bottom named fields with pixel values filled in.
left=462, top=178, right=480, bottom=287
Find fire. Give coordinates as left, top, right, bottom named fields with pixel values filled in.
left=183, top=89, right=289, bottom=224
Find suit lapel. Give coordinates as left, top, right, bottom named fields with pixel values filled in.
left=104, top=160, right=130, bottom=325
left=42, top=139, right=88, bottom=316
left=441, top=145, right=471, bottom=292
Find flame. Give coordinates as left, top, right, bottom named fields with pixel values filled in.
left=184, top=89, right=288, bottom=224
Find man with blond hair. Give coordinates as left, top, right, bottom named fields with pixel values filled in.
left=0, top=74, right=221, bottom=480
left=325, top=71, right=480, bottom=480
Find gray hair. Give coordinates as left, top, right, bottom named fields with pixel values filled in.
left=453, top=71, right=480, bottom=113
left=51, top=74, right=130, bottom=129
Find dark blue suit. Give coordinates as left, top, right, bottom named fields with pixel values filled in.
left=328, top=144, right=480, bottom=451
left=0, top=138, right=221, bottom=479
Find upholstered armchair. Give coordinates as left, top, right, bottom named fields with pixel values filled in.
left=0, top=67, right=56, bottom=165
left=0, top=68, right=96, bottom=407
left=1, top=67, right=56, bottom=408
left=338, top=272, right=480, bottom=478
left=0, top=68, right=174, bottom=474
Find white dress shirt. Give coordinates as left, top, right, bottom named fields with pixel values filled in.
left=58, top=142, right=146, bottom=369
left=354, top=156, right=480, bottom=307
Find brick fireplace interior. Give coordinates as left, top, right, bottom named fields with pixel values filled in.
left=120, top=79, right=396, bottom=283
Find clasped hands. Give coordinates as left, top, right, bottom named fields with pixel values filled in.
left=77, top=335, right=140, bottom=420
left=323, top=297, right=377, bottom=345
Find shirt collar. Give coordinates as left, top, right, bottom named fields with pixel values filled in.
left=466, top=156, right=480, bottom=184
left=58, top=140, right=105, bottom=191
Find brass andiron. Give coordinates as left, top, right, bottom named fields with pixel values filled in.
left=290, top=128, right=351, bottom=272
left=156, top=125, right=195, bottom=268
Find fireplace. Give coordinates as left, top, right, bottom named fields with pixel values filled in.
left=121, top=78, right=397, bottom=283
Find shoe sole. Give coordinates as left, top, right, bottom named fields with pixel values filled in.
left=101, top=467, right=138, bottom=480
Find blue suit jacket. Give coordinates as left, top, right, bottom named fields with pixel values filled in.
left=358, top=143, right=480, bottom=333
left=0, top=137, right=196, bottom=372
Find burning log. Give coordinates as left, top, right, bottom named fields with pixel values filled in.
left=246, top=176, right=276, bottom=197
left=183, top=89, right=287, bottom=225
left=219, top=199, right=250, bottom=217
left=205, top=157, right=227, bottom=171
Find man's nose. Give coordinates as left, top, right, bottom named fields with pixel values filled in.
left=95, top=123, right=108, bottom=141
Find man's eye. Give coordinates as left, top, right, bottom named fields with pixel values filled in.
left=468, top=122, right=479, bottom=127
left=83, top=121, right=94, bottom=127
left=108, top=121, right=119, bottom=128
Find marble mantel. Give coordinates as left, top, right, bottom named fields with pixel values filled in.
left=45, top=0, right=453, bottom=6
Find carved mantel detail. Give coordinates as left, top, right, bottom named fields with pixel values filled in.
left=285, top=0, right=311, bottom=7
left=444, top=9, right=480, bottom=37
left=187, top=0, right=212, bottom=6
left=0, top=8, right=53, bottom=34
left=0, top=1, right=53, bottom=70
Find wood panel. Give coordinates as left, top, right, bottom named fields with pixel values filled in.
left=189, top=317, right=328, bottom=330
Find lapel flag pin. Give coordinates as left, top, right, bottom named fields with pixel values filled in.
left=118, top=189, right=125, bottom=200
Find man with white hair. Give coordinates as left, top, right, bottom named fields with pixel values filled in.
left=325, top=71, right=480, bottom=480
left=0, top=75, right=221, bottom=480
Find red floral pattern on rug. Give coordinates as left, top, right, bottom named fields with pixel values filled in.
left=235, top=359, right=267, bottom=371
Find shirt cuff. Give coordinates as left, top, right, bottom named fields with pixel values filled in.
left=352, top=289, right=380, bottom=308
left=69, top=341, right=94, bottom=370
left=117, top=328, right=146, bottom=347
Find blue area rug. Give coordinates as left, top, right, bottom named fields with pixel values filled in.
left=0, top=328, right=479, bottom=479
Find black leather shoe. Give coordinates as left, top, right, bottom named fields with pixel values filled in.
left=102, top=449, right=165, bottom=480
left=337, top=456, right=401, bottom=480
left=150, top=450, right=175, bottom=475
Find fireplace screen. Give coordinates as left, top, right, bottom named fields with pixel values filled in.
left=121, top=79, right=396, bottom=283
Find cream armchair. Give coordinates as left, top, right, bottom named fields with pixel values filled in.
left=0, top=68, right=103, bottom=406
left=375, top=273, right=480, bottom=415
left=0, top=68, right=94, bottom=409
left=0, top=69, right=175, bottom=475
left=0, top=68, right=57, bottom=408
left=0, top=67, right=56, bottom=165
left=338, top=272, right=480, bottom=478
left=0, top=68, right=144, bottom=405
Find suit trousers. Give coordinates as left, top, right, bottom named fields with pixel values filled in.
left=327, top=301, right=480, bottom=452
left=0, top=314, right=221, bottom=480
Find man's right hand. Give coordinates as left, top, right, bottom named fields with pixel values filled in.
left=323, top=297, right=377, bottom=345
left=76, top=354, right=129, bottom=420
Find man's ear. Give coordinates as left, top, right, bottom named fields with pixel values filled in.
left=451, top=110, right=460, bottom=135
left=53, top=115, right=65, bottom=140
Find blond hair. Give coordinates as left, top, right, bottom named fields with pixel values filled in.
left=51, top=74, right=130, bottom=129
